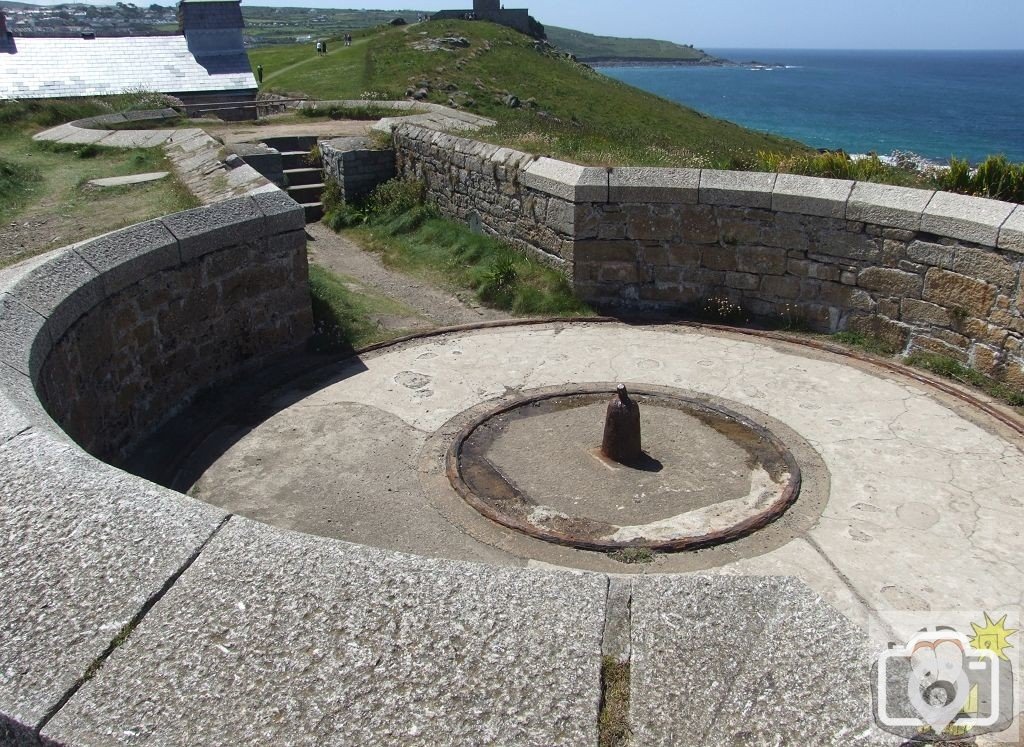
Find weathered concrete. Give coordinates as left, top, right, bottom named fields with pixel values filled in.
left=0, top=430, right=226, bottom=736
left=43, top=518, right=607, bottom=746
left=630, top=575, right=891, bottom=745
left=191, top=323, right=1024, bottom=634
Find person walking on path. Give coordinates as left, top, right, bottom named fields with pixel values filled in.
left=256, top=64, right=263, bottom=85
left=315, top=40, right=322, bottom=56
left=321, top=39, right=328, bottom=55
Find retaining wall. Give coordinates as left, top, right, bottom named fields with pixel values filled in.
left=389, top=124, right=1024, bottom=386
left=320, top=137, right=397, bottom=203
left=3, top=192, right=312, bottom=463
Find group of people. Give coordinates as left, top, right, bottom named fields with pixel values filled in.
left=314, top=34, right=351, bottom=57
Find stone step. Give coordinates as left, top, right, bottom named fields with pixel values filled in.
left=281, top=150, right=318, bottom=171
left=302, top=201, right=324, bottom=223
left=284, top=167, right=324, bottom=187
left=287, top=183, right=325, bottom=204
left=261, top=135, right=318, bottom=153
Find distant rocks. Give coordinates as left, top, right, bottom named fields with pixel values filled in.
left=412, top=36, right=470, bottom=53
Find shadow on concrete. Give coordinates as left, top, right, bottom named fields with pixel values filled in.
left=123, top=348, right=370, bottom=493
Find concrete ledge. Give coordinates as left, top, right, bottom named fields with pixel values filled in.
left=609, top=167, right=700, bottom=204
left=0, top=430, right=226, bottom=736
left=42, top=518, right=607, bottom=746
left=772, top=174, right=854, bottom=218
left=74, top=221, right=182, bottom=297
left=160, top=197, right=264, bottom=261
left=631, top=575, right=885, bottom=744
left=846, top=182, right=934, bottom=231
left=921, top=190, right=1016, bottom=246
left=998, top=205, right=1024, bottom=254
left=699, top=169, right=777, bottom=209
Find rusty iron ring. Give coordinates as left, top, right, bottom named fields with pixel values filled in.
left=445, top=385, right=803, bottom=553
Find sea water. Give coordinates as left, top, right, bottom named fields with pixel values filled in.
left=598, top=49, right=1024, bottom=164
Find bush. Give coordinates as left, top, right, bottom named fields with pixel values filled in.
left=937, top=156, right=1024, bottom=204
left=366, top=177, right=427, bottom=216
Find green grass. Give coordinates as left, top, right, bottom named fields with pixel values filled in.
left=598, top=657, right=632, bottom=747
left=905, top=352, right=1024, bottom=407
left=308, top=264, right=422, bottom=351
left=0, top=96, right=199, bottom=269
left=0, top=156, right=41, bottom=225
left=326, top=178, right=590, bottom=317
left=830, top=331, right=901, bottom=357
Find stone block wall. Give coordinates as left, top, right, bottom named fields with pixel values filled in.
left=391, top=124, right=599, bottom=265
left=573, top=174, right=1024, bottom=388
left=389, top=125, right=1024, bottom=386
left=25, top=192, right=312, bottom=462
left=320, top=137, right=397, bottom=203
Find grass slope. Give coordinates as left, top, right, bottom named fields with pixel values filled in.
left=250, top=20, right=809, bottom=168
left=0, top=96, right=199, bottom=268
left=545, top=25, right=707, bottom=62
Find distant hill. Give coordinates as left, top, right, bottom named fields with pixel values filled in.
left=545, top=26, right=718, bottom=64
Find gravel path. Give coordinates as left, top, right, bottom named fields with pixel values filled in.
left=306, top=222, right=511, bottom=329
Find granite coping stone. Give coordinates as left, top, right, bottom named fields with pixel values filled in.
left=252, top=190, right=306, bottom=234
left=44, top=517, right=607, bottom=746
left=160, top=196, right=264, bottom=262
left=522, top=158, right=608, bottom=203
left=630, top=575, right=894, bottom=746
left=608, top=167, right=700, bottom=204
left=998, top=204, right=1024, bottom=254
left=921, top=190, right=1016, bottom=247
left=846, top=181, right=934, bottom=231
left=772, top=173, right=854, bottom=218
left=5, top=249, right=103, bottom=347
left=0, top=431, right=227, bottom=734
left=0, top=292, right=51, bottom=380
left=74, top=220, right=182, bottom=297
left=699, top=169, right=777, bottom=208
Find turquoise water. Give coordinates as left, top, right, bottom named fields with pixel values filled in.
left=598, top=50, right=1024, bottom=164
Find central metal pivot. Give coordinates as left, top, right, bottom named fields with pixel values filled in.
left=601, top=384, right=642, bottom=465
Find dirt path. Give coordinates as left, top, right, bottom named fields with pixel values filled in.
left=306, top=222, right=511, bottom=329
left=262, top=37, right=370, bottom=85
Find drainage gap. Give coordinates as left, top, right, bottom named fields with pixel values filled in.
left=599, top=576, right=632, bottom=747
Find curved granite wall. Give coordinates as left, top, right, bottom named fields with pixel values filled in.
left=2, top=192, right=312, bottom=463
left=393, top=124, right=1024, bottom=387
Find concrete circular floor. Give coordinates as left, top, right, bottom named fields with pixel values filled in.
left=187, top=321, right=1024, bottom=633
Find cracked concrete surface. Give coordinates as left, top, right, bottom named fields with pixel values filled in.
left=192, top=322, right=1024, bottom=647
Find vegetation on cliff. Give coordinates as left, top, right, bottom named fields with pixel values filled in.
left=544, top=26, right=711, bottom=63
left=250, top=20, right=809, bottom=169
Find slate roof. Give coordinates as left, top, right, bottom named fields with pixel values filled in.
left=0, top=36, right=257, bottom=99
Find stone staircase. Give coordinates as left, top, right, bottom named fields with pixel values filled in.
left=262, top=135, right=325, bottom=223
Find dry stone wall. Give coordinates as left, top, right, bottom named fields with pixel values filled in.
left=390, top=125, right=1024, bottom=387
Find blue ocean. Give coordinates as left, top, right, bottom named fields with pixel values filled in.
left=598, top=50, right=1024, bottom=164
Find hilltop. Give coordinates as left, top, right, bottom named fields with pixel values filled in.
left=250, top=19, right=808, bottom=169
left=545, top=26, right=722, bottom=65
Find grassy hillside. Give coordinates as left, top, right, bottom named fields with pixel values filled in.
left=545, top=26, right=709, bottom=62
left=250, top=20, right=809, bottom=168
left=243, top=7, right=422, bottom=46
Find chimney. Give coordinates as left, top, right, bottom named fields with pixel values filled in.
left=178, top=0, right=245, bottom=58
